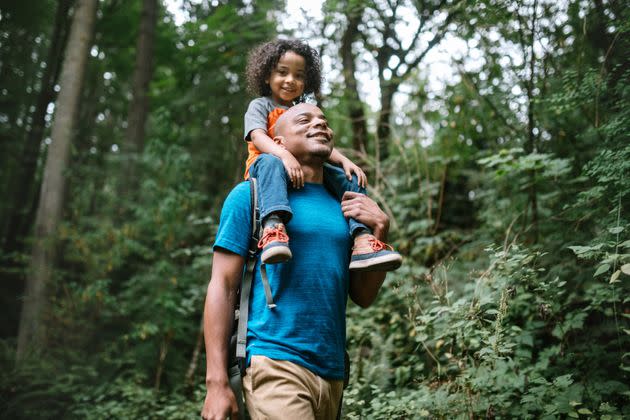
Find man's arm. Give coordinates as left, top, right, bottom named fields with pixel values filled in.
left=341, top=191, right=390, bottom=308
left=201, top=249, right=245, bottom=420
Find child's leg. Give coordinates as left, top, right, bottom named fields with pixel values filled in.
left=322, top=164, right=370, bottom=236
left=250, top=154, right=293, bottom=223
left=249, top=154, right=292, bottom=264
left=323, top=164, right=402, bottom=272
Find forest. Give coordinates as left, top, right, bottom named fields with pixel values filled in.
left=0, top=0, right=628, bottom=418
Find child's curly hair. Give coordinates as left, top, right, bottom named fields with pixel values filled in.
left=246, top=39, right=321, bottom=101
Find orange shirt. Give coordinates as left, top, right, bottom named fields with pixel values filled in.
left=244, top=107, right=286, bottom=179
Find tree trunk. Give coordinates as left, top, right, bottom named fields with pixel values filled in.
left=185, top=319, right=204, bottom=394
left=377, top=84, right=395, bottom=161
left=16, top=0, right=98, bottom=361
left=123, top=0, right=158, bottom=193
left=525, top=0, right=539, bottom=243
left=341, top=6, right=368, bottom=154
left=2, top=0, right=73, bottom=255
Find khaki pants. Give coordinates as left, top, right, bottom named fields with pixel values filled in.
left=243, top=355, right=344, bottom=420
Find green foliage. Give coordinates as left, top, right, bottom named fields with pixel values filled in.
left=2, top=0, right=630, bottom=418
left=338, top=1, right=630, bottom=417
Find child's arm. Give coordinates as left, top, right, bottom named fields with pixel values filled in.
left=250, top=129, right=304, bottom=188
left=328, top=148, right=367, bottom=188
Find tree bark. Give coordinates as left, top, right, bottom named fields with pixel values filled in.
left=524, top=0, right=539, bottom=243
left=377, top=83, right=395, bottom=161
left=2, top=0, right=73, bottom=255
left=185, top=319, right=204, bottom=394
left=16, top=0, right=98, bottom=361
left=340, top=5, right=368, bottom=154
left=124, top=0, right=158, bottom=193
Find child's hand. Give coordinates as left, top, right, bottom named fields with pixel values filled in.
left=281, top=153, right=304, bottom=188
left=341, top=159, right=367, bottom=188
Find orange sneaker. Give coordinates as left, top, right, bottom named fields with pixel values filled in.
left=258, top=223, right=292, bottom=264
left=349, top=234, right=402, bottom=272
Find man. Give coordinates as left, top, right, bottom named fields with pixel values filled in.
left=201, top=103, right=395, bottom=420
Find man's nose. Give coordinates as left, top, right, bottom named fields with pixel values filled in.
left=312, top=117, right=327, bottom=128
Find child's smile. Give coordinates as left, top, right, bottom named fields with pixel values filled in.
left=266, top=51, right=306, bottom=106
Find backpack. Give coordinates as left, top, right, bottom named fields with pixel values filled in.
left=227, top=177, right=260, bottom=420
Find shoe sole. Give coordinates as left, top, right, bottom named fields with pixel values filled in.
left=261, top=246, right=292, bottom=264
left=349, top=254, right=403, bottom=272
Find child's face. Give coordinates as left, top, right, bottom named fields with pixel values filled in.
left=266, top=51, right=306, bottom=106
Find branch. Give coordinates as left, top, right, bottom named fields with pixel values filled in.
left=398, top=4, right=462, bottom=81
left=455, top=62, right=521, bottom=136
left=432, top=164, right=448, bottom=235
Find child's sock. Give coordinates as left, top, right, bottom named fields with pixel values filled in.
left=352, top=227, right=370, bottom=239
left=263, top=213, right=284, bottom=229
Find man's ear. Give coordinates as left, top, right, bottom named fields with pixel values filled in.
left=273, top=135, right=286, bottom=148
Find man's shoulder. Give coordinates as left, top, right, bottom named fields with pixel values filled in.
left=224, top=181, right=252, bottom=206
left=215, top=182, right=253, bottom=256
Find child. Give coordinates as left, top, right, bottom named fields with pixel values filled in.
left=244, top=39, right=402, bottom=272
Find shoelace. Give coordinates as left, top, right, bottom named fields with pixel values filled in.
left=368, top=237, right=393, bottom=252
left=257, top=227, right=289, bottom=249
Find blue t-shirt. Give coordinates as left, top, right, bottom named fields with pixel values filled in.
left=213, top=181, right=351, bottom=380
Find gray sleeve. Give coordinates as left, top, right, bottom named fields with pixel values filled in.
left=244, top=98, right=270, bottom=141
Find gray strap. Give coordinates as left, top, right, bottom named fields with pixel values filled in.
left=235, top=177, right=276, bottom=362
left=260, top=264, right=276, bottom=309
left=228, top=363, right=246, bottom=418
left=235, top=178, right=259, bottom=360
left=236, top=257, right=255, bottom=359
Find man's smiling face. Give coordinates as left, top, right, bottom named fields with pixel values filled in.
left=275, top=103, right=334, bottom=162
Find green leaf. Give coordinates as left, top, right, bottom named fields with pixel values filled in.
left=621, top=263, right=630, bottom=275
left=577, top=408, right=593, bottom=415
left=609, top=226, right=624, bottom=234
left=594, top=264, right=610, bottom=277
left=610, top=270, right=621, bottom=283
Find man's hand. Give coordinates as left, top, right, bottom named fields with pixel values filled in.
left=341, top=191, right=389, bottom=240
left=201, top=382, right=239, bottom=420
left=281, top=151, right=304, bottom=189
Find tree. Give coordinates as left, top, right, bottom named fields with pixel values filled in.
left=16, top=0, right=98, bottom=360
left=2, top=0, right=73, bottom=256
left=327, top=0, right=462, bottom=160
left=123, top=0, right=158, bottom=193
left=0, top=0, right=60, bottom=248
left=340, top=2, right=369, bottom=153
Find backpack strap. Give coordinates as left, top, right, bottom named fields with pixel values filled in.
left=235, top=178, right=260, bottom=361
left=259, top=264, right=276, bottom=309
